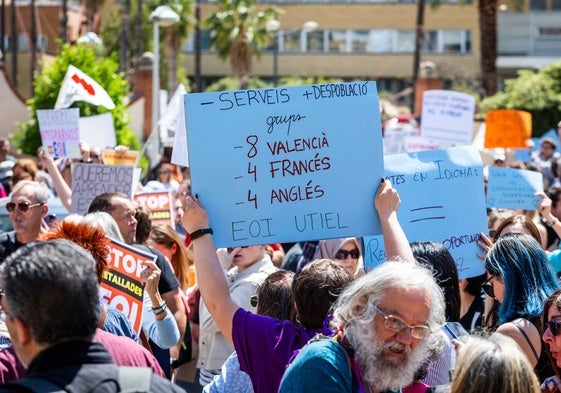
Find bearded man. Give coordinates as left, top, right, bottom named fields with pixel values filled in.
left=279, top=259, right=446, bottom=393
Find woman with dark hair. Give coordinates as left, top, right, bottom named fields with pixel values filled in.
left=409, top=241, right=461, bottom=387
left=204, top=270, right=295, bottom=393
left=485, top=233, right=559, bottom=382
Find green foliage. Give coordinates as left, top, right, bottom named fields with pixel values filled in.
left=14, top=42, right=140, bottom=155
left=205, top=0, right=279, bottom=61
left=480, top=62, right=561, bottom=136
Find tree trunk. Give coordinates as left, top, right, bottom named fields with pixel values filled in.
left=411, top=0, right=425, bottom=114
left=119, top=0, right=130, bottom=74
left=163, top=28, right=179, bottom=94
left=60, top=0, right=68, bottom=43
left=479, top=0, right=497, bottom=97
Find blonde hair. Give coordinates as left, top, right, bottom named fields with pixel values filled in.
left=149, top=224, right=191, bottom=290
left=450, top=334, right=540, bottom=393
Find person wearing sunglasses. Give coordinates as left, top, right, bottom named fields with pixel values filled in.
left=0, top=180, right=49, bottom=263
left=485, top=233, right=559, bottom=383
left=313, top=237, right=363, bottom=277
left=539, top=289, right=561, bottom=393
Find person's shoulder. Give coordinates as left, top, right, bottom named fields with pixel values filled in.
left=0, top=231, right=14, bottom=242
left=295, top=336, right=346, bottom=363
left=150, top=374, right=188, bottom=392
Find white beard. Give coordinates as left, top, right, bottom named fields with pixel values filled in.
left=346, top=323, right=430, bottom=392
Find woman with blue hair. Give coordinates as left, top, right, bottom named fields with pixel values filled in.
left=485, top=232, right=559, bottom=382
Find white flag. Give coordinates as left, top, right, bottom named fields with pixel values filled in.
left=54, top=65, right=116, bottom=110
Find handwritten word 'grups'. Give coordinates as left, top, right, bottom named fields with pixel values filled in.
left=267, top=133, right=329, bottom=155
left=269, top=154, right=331, bottom=178
left=266, top=113, right=306, bottom=135
left=219, top=89, right=290, bottom=110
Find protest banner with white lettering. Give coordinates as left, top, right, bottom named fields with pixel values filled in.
left=486, top=167, right=543, bottom=210
left=99, top=239, right=156, bottom=335
left=37, top=108, right=81, bottom=159
left=185, top=82, right=384, bottom=247
left=363, top=145, right=488, bottom=279
left=70, top=163, right=134, bottom=215
left=420, top=90, right=475, bottom=147
left=134, top=191, right=174, bottom=229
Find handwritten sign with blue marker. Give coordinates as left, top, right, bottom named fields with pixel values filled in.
left=486, top=167, right=543, bottom=210
left=185, top=82, right=384, bottom=247
left=420, top=90, right=475, bottom=147
left=363, top=145, right=487, bottom=279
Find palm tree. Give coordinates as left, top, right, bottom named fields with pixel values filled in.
left=479, top=0, right=497, bottom=96
left=160, top=0, right=193, bottom=93
left=205, top=0, right=278, bottom=89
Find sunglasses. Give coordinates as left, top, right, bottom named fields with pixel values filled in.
left=6, top=201, right=43, bottom=213
left=482, top=276, right=495, bottom=298
left=334, top=249, right=360, bottom=260
left=373, top=304, right=431, bottom=339
left=250, top=295, right=258, bottom=308
left=548, top=320, right=561, bottom=336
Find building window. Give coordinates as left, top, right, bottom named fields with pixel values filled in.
left=328, top=29, right=347, bottom=52
left=539, top=27, right=561, bottom=36
left=17, top=34, right=28, bottom=52
left=530, top=0, right=547, bottom=9
left=307, top=30, right=324, bottom=52
left=351, top=30, right=370, bottom=52
left=441, top=30, right=463, bottom=52
left=395, top=30, right=415, bottom=53
left=371, top=30, right=393, bottom=53
left=36, top=35, right=47, bottom=52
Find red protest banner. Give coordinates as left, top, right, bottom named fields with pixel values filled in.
left=99, top=239, right=156, bottom=334
left=134, top=191, right=175, bottom=229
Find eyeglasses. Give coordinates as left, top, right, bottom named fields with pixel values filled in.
left=334, top=249, right=360, bottom=260
left=250, top=295, right=258, bottom=308
left=547, top=319, right=561, bottom=336
left=6, top=201, right=43, bottom=213
left=482, top=276, right=495, bottom=298
left=373, top=304, right=432, bottom=339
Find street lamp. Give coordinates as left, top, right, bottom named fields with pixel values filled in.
left=149, top=5, right=179, bottom=163
left=267, top=20, right=318, bottom=87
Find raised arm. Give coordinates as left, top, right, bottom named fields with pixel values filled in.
left=181, top=196, right=239, bottom=346
left=38, top=148, right=72, bottom=211
left=375, top=179, right=414, bottom=262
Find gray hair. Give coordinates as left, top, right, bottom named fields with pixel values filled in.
left=331, top=259, right=446, bottom=334
left=81, top=211, right=125, bottom=242
left=10, top=180, right=50, bottom=204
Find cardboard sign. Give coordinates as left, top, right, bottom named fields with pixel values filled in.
left=484, top=109, right=532, bottom=148
left=79, top=112, right=117, bottom=149
left=102, top=149, right=139, bottom=167
left=421, top=90, right=475, bottom=146
left=486, top=167, right=544, bottom=210
left=133, top=191, right=175, bottom=229
left=185, top=82, right=384, bottom=247
left=404, top=135, right=441, bottom=152
left=37, top=108, right=81, bottom=159
left=363, top=145, right=488, bottom=279
left=99, top=239, right=156, bottom=335
left=70, top=163, right=134, bottom=215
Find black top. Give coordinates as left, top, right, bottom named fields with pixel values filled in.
left=0, top=231, right=23, bottom=263
left=0, top=341, right=186, bottom=392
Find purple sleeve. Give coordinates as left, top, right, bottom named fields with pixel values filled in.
left=233, top=308, right=275, bottom=373
left=0, top=347, right=25, bottom=383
